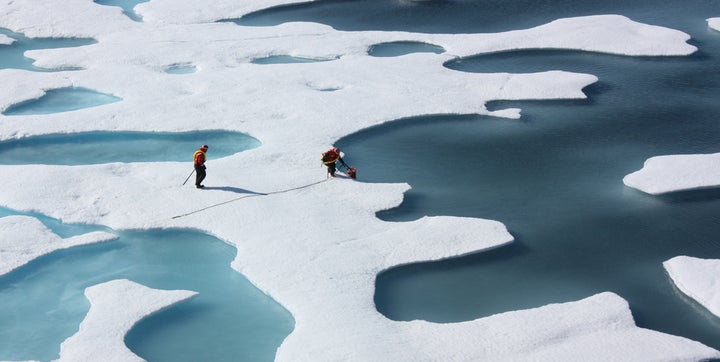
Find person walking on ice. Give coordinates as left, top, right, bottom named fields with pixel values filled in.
left=193, top=144, right=209, bottom=188
left=321, top=147, right=350, bottom=178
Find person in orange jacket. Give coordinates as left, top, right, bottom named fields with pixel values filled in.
left=193, top=144, right=208, bottom=188
left=321, top=147, right=349, bottom=178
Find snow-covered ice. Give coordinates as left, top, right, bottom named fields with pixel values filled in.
left=0, top=33, right=13, bottom=45
left=709, top=17, right=720, bottom=31
left=56, top=279, right=197, bottom=362
left=0, top=215, right=116, bottom=276
left=1, top=0, right=719, bottom=360
left=623, top=152, right=720, bottom=195
left=664, top=256, right=720, bottom=319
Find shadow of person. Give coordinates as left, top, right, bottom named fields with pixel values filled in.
left=202, top=186, right=266, bottom=195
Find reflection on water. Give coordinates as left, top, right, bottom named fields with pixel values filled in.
left=0, top=215, right=293, bottom=362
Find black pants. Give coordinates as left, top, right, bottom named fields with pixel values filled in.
left=195, top=164, right=206, bottom=186
left=326, top=162, right=336, bottom=176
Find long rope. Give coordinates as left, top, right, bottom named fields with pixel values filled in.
left=171, top=179, right=329, bottom=220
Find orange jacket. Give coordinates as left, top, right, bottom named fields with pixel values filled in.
left=322, top=148, right=340, bottom=164
left=193, top=149, right=206, bottom=165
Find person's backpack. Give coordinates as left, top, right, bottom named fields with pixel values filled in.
left=322, top=148, right=339, bottom=163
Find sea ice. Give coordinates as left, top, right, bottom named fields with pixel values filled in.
left=0, top=0, right=718, bottom=360
left=709, top=17, right=720, bottom=31
left=0, top=215, right=116, bottom=276
left=56, top=279, right=197, bottom=362
left=664, top=256, right=720, bottom=319
left=623, top=152, right=720, bottom=195
left=0, top=34, right=13, bottom=45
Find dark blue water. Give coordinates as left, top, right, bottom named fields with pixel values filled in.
left=255, top=0, right=720, bottom=352
left=236, top=0, right=717, bottom=34
left=0, top=209, right=294, bottom=362
left=0, top=28, right=95, bottom=71
left=0, top=130, right=260, bottom=164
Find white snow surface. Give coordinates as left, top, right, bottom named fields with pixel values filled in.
left=1, top=0, right=718, bottom=360
left=709, top=18, right=720, bottom=31
left=623, top=152, right=720, bottom=194
left=0, top=215, right=116, bottom=276
left=0, top=34, right=13, bottom=45
left=664, top=256, right=720, bottom=319
left=56, top=279, right=197, bottom=362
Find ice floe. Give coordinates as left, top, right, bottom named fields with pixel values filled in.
left=56, top=279, right=197, bottom=362
left=709, top=17, right=720, bottom=31
left=664, top=256, right=720, bottom=319
left=0, top=33, right=13, bottom=45
left=623, top=152, right=720, bottom=195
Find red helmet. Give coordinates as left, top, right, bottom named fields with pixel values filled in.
left=201, top=144, right=209, bottom=150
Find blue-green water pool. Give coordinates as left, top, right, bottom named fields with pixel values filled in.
left=0, top=28, right=95, bottom=72
left=0, top=130, right=260, bottom=165
left=0, top=208, right=294, bottom=361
